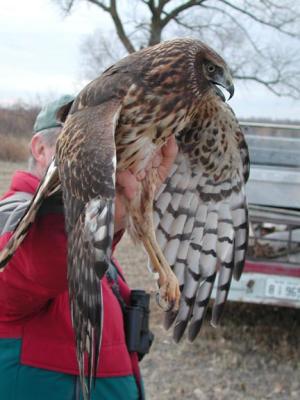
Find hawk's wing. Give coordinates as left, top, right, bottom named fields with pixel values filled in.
left=153, top=98, right=249, bottom=342
left=56, top=99, right=122, bottom=397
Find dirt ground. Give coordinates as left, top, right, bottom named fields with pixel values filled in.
left=1, top=161, right=300, bottom=400
left=116, top=235, right=300, bottom=400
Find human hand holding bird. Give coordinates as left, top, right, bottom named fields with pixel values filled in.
left=115, top=136, right=178, bottom=232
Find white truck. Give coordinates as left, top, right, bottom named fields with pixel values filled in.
left=213, top=122, right=300, bottom=308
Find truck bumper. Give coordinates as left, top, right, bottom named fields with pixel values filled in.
left=211, top=267, right=300, bottom=308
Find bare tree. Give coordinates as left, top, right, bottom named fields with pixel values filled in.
left=55, top=0, right=300, bottom=99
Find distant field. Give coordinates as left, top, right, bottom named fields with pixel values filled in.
left=0, top=160, right=27, bottom=195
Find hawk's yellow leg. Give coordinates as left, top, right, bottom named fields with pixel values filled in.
left=143, top=235, right=180, bottom=309
left=128, top=168, right=181, bottom=309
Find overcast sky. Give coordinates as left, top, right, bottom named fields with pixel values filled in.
left=1, top=0, right=299, bottom=120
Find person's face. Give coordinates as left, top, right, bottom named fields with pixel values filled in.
left=30, top=133, right=57, bottom=178
left=43, top=142, right=56, bottom=167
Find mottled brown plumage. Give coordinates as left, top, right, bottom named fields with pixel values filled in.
left=0, top=38, right=249, bottom=399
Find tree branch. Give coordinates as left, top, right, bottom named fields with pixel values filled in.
left=216, top=0, right=300, bottom=38
left=87, top=0, right=110, bottom=12
left=161, top=0, right=207, bottom=28
left=54, top=0, right=76, bottom=13
left=233, top=70, right=300, bottom=99
left=143, top=0, right=164, bottom=45
left=141, top=0, right=155, bottom=13
left=202, top=4, right=265, bottom=57
left=158, top=0, right=171, bottom=14
left=108, top=0, right=136, bottom=53
left=77, top=0, right=136, bottom=53
left=234, top=74, right=286, bottom=97
left=55, top=0, right=300, bottom=100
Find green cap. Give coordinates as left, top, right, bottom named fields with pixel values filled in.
left=33, top=94, right=74, bottom=133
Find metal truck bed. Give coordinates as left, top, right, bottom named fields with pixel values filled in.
left=219, top=205, right=300, bottom=308
left=212, top=123, right=300, bottom=308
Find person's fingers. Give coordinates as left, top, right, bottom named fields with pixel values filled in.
left=136, top=169, right=146, bottom=181
left=161, top=135, right=178, bottom=164
left=114, top=193, right=126, bottom=232
left=116, top=136, right=178, bottom=200
left=157, top=136, right=178, bottom=182
left=116, top=170, right=138, bottom=200
left=152, top=153, right=162, bottom=168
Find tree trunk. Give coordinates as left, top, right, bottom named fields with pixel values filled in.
left=148, top=13, right=162, bottom=46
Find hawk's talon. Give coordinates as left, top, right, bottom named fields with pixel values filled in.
left=155, top=274, right=180, bottom=311
left=155, top=291, right=175, bottom=312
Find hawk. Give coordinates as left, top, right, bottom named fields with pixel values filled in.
left=0, top=38, right=249, bottom=399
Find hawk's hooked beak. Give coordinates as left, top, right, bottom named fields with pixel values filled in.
left=211, top=70, right=234, bottom=101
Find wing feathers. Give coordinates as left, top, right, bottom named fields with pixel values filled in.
left=56, top=100, right=121, bottom=399
left=232, top=202, right=248, bottom=280
left=211, top=203, right=235, bottom=326
left=186, top=205, right=218, bottom=341
left=155, top=98, right=249, bottom=342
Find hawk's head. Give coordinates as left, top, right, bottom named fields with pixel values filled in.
left=193, top=40, right=234, bottom=100
left=149, top=38, right=234, bottom=101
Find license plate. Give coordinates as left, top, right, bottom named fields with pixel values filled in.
left=265, top=278, right=300, bottom=301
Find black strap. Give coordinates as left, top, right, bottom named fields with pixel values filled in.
left=106, top=260, right=128, bottom=313
left=38, top=193, right=64, bottom=216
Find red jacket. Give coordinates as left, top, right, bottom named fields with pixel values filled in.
left=0, top=171, right=140, bottom=382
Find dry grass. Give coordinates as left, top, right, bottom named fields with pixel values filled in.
left=0, top=104, right=39, bottom=138
left=0, top=134, right=29, bottom=162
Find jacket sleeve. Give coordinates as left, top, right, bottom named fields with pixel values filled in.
left=0, top=213, right=68, bottom=319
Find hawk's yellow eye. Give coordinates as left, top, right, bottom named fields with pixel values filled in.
left=207, top=64, right=215, bottom=73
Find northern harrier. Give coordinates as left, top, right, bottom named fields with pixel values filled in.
left=0, top=38, right=249, bottom=399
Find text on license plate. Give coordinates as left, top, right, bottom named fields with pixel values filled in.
left=265, top=278, right=300, bottom=301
